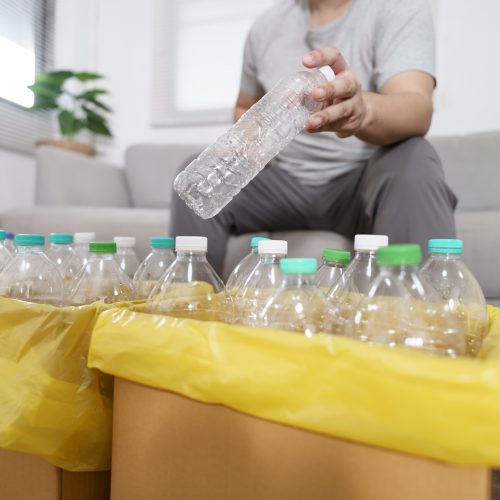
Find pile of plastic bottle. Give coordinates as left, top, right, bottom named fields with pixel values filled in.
left=0, top=230, right=488, bottom=358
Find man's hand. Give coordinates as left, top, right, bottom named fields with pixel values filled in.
left=303, top=47, right=365, bottom=138
left=302, top=46, right=435, bottom=145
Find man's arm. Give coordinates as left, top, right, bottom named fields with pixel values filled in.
left=233, top=91, right=260, bottom=122
left=302, top=47, right=434, bottom=146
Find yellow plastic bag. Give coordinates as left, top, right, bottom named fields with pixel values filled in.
left=88, top=305, right=500, bottom=467
left=0, top=297, right=118, bottom=471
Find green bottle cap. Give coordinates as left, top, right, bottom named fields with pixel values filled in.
left=428, top=239, right=463, bottom=254
left=49, top=233, right=73, bottom=245
left=322, top=248, right=351, bottom=265
left=280, top=258, right=317, bottom=274
left=0, top=230, right=5, bottom=240
left=15, top=234, right=45, bottom=247
left=250, top=236, right=271, bottom=248
left=89, top=242, right=117, bottom=254
left=377, top=244, right=422, bottom=266
left=151, top=237, right=175, bottom=249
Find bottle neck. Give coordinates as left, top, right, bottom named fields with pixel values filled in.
left=152, top=247, right=174, bottom=255
left=429, top=252, right=461, bottom=261
left=16, top=245, right=44, bottom=254
left=176, top=251, right=207, bottom=262
left=259, top=253, right=284, bottom=265
left=251, top=247, right=259, bottom=254
left=380, top=264, right=419, bottom=275
left=89, top=252, right=116, bottom=261
left=282, top=273, right=316, bottom=286
left=323, top=259, right=345, bottom=269
left=50, top=243, right=70, bottom=249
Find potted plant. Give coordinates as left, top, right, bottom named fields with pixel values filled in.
left=28, top=70, right=112, bottom=156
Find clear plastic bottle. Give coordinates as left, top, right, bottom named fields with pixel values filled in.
left=68, top=242, right=135, bottom=305
left=133, top=237, right=176, bottom=299
left=259, top=258, right=338, bottom=337
left=0, top=234, right=64, bottom=306
left=352, top=244, right=466, bottom=357
left=46, top=233, right=82, bottom=285
left=0, top=230, right=12, bottom=270
left=73, top=232, right=96, bottom=268
left=114, top=236, right=140, bottom=279
left=233, top=239, right=287, bottom=326
left=315, top=248, right=351, bottom=292
left=420, top=239, right=487, bottom=357
left=148, top=236, right=230, bottom=322
left=4, top=232, right=15, bottom=254
left=174, top=66, right=335, bottom=219
left=327, top=234, right=388, bottom=334
left=226, top=236, right=271, bottom=295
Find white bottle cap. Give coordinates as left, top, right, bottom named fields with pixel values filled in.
left=354, top=234, right=389, bottom=252
left=318, top=65, right=335, bottom=82
left=258, top=239, right=288, bottom=256
left=175, top=236, right=207, bottom=253
left=74, top=232, right=96, bottom=243
left=114, top=236, right=136, bottom=248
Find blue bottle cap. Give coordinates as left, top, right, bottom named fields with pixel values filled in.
left=15, top=234, right=45, bottom=246
left=151, top=237, right=175, bottom=249
left=428, top=239, right=463, bottom=254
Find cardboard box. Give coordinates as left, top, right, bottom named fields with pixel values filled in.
left=111, top=377, right=495, bottom=500
left=0, top=448, right=110, bottom=500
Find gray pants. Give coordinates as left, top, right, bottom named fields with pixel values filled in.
left=170, top=137, right=458, bottom=275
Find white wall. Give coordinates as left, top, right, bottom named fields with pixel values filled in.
left=0, top=149, right=35, bottom=211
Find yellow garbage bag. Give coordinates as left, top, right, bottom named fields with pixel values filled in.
left=0, top=297, right=128, bottom=471
left=88, top=305, right=500, bottom=467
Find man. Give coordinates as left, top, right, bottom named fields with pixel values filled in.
left=171, top=0, right=457, bottom=275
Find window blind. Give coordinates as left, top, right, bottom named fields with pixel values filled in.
left=0, top=0, right=54, bottom=155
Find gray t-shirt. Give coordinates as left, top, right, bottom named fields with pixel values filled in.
left=240, top=0, right=435, bottom=186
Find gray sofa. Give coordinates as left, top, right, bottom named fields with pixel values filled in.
left=1, top=131, right=499, bottom=301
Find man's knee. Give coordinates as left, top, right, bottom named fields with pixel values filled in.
left=368, top=136, right=445, bottom=191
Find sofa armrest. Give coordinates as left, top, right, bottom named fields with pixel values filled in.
left=35, top=146, right=131, bottom=207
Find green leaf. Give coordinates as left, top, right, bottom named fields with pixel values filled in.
left=86, top=115, right=112, bottom=137
left=88, top=98, right=112, bottom=113
left=30, top=94, right=58, bottom=110
left=28, top=81, right=61, bottom=99
left=58, top=110, right=85, bottom=137
left=74, top=72, right=104, bottom=81
left=82, top=105, right=107, bottom=122
left=76, top=89, right=108, bottom=99
left=34, top=70, right=72, bottom=87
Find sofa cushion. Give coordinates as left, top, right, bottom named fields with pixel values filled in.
left=429, top=131, right=500, bottom=210
left=35, top=146, right=131, bottom=207
left=125, top=144, right=206, bottom=208
left=0, top=205, right=169, bottom=260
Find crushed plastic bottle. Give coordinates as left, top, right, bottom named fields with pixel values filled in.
left=420, top=239, right=487, bottom=357
left=68, top=242, right=135, bottom=305
left=46, top=233, right=82, bottom=285
left=148, top=236, right=230, bottom=322
left=114, top=236, right=140, bottom=279
left=233, top=239, right=287, bottom=326
left=352, top=244, right=466, bottom=357
left=315, top=248, right=351, bottom=292
left=0, top=234, right=64, bottom=306
left=328, top=234, right=388, bottom=334
left=259, top=258, right=337, bottom=337
left=133, top=237, right=176, bottom=299
left=0, top=230, right=12, bottom=270
left=174, top=66, right=335, bottom=219
left=226, top=236, right=271, bottom=295
left=73, top=232, right=96, bottom=268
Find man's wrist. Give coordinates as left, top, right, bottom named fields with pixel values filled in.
left=357, top=91, right=374, bottom=136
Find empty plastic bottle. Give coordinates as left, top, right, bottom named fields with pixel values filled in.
left=0, top=230, right=12, bottom=270
left=114, top=236, right=140, bottom=279
left=174, top=66, right=335, bottom=219
left=69, top=242, right=135, bottom=305
left=4, top=232, right=15, bottom=254
left=315, top=248, right=351, bottom=292
left=327, top=234, right=388, bottom=334
left=133, top=237, right=176, bottom=299
left=233, top=239, right=287, bottom=326
left=148, top=236, right=230, bottom=322
left=73, top=232, right=96, bottom=268
left=352, top=244, right=466, bottom=357
left=0, top=234, right=64, bottom=306
left=46, top=233, right=82, bottom=285
left=226, top=236, right=271, bottom=295
left=420, top=239, right=487, bottom=357
left=259, top=258, right=338, bottom=337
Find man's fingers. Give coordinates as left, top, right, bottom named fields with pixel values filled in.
left=306, top=101, right=353, bottom=130
left=302, top=46, right=349, bottom=75
left=311, top=73, right=359, bottom=101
